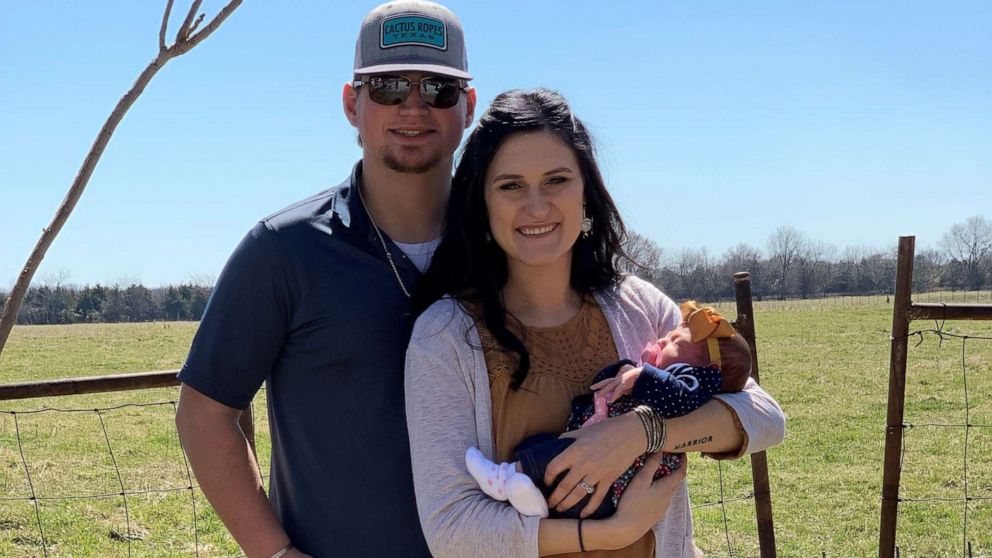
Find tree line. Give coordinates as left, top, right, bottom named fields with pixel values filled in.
left=0, top=283, right=211, bottom=325
left=2, top=216, right=989, bottom=325
left=623, top=215, right=991, bottom=301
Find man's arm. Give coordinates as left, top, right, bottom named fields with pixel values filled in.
left=175, top=384, right=308, bottom=558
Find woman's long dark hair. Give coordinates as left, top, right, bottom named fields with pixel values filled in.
left=412, top=89, right=632, bottom=388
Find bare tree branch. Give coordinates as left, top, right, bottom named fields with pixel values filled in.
left=941, top=215, right=992, bottom=290
left=188, top=13, right=206, bottom=36
left=0, top=0, right=242, bottom=355
left=159, top=0, right=175, bottom=52
left=619, top=230, right=663, bottom=276
left=767, top=225, right=806, bottom=298
left=173, top=0, right=241, bottom=56
left=176, top=0, right=203, bottom=43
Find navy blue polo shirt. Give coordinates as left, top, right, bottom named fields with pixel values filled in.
left=179, top=162, right=431, bottom=557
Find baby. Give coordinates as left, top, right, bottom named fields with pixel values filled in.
left=465, top=301, right=752, bottom=518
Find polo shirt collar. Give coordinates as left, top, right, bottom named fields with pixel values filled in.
left=342, top=161, right=422, bottom=279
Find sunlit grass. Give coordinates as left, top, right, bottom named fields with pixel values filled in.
left=1, top=296, right=991, bottom=556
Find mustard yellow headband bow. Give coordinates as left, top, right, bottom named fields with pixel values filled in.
left=679, top=300, right=736, bottom=366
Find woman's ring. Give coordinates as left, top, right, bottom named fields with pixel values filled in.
left=579, top=480, right=595, bottom=494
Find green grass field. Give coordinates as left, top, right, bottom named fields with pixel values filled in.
left=1, top=298, right=991, bottom=557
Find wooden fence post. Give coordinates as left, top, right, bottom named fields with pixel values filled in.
left=734, top=272, right=777, bottom=558
left=879, top=236, right=915, bottom=557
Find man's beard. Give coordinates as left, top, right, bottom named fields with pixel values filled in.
left=381, top=146, right=442, bottom=174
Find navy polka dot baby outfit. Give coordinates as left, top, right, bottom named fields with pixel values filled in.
left=514, top=359, right=724, bottom=519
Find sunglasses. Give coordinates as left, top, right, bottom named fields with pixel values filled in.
left=353, top=75, right=466, bottom=109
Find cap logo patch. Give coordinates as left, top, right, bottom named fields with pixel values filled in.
left=381, top=14, right=447, bottom=50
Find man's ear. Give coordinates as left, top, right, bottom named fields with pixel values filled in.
left=343, top=82, right=359, bottom=127
left=463, top=86, right=478, bottom=129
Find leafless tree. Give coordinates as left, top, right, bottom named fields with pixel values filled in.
left=836, top=245, right=866, bottom=292
left=0, top=0, right=242, bottom=355
left=767, top=226, right=806, bottom=298
left=723, top=243, right=763, bottom=275
left=619, top=230, right=664, bottom=277
left=941, top=215, right=992, bottom=290
left=188, top=273, right=217, bottom=288
left=913, top=248, right=946, bottom=293
left=40, top=268, right=73, bottom=290
left=795, top=240, right=835, bottom=298
left=836, top=244, right=897, bottom=294
left=668, top=247, right=714, bottom=299
left=716, top=243, right=764, bottom=297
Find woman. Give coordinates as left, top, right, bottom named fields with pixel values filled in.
left=405, top=89, right=785, bottom=557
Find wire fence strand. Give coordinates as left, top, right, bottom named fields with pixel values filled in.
left=894, top=325, right=991, bottom=557
left=12, top=411, right=48, bottom=558
left=1, top=398, right=256, bottom=557
left=25, top=291, right=992, bottom=555
left=1, top=390, right=770, bottom=556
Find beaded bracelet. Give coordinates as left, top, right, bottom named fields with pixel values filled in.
left=633, top=405, right=656, bottom=452
left=268, top=543, right=294, bottom=558
left=652, top=410, right=668, bottom=453
left=634, top=405, right=667, bottom=453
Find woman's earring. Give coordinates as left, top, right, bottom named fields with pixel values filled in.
left=580, top=208, right=593, bottom=238
left=485, top=230, right=493, bottom=242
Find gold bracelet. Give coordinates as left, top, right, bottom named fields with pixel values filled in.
left=268, top=543, right=294, bottom=558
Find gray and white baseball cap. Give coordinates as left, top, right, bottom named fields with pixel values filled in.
left=354, top=0, right=472, bottom=80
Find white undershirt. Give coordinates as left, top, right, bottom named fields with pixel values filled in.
left=393, top=237, right=442, bottom=273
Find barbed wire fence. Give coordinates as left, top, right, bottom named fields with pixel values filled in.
left=690, top=457, right=765, bottom=557
left=0, top=376, right=265, bottom=557
left=898, top=328, right=992, bottom=557
left=879, top=236, right=992, bottom=558
left=2, top=401, right=209, bottom=557
left=8, top=263, right=989, bottom=556
left=0, top=392, right=771, bottom=557
left=704, top=289, right=990, bottom=315
left=686, top=272, right=777, bottom=558
left=0, top=274, right=779, bottom=557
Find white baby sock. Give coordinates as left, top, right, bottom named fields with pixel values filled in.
left=465, top=447, right=511, bottom=500
left=506, top=473, right=549, bottom=518
left=465, top=447, right=549, bottom=517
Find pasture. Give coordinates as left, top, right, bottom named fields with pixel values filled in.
left=1, top=296, right=991, bottom=557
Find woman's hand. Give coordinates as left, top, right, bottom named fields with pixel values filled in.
left=609, top=452, right=687, bottom=545
left=544, top=412, right=647, bottom=517
left=577, top=452, right=687, bottom=551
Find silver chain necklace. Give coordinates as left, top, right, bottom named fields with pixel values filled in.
left=358, top=185, right=412, bottom=298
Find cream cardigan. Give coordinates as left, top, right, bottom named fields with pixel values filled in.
left=405, top=276, right=785, bottom=558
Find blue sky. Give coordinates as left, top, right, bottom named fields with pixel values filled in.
left=2, top=1, right=990, bottom=287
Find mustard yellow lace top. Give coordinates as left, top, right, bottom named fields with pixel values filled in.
left=476, top=298, right=655, bottom=558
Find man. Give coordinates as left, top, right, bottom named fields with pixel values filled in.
left=175, top=1, right=476, bottom=556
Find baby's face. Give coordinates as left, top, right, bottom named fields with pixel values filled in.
left=651, top=325, right=709, bottom=368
